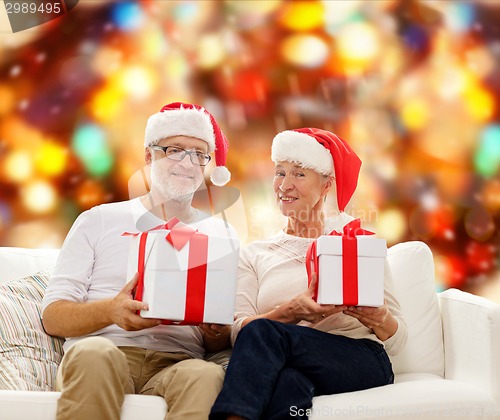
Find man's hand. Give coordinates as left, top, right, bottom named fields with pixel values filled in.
left=42, top=273, right=161, bottom=337
left=200, top=323, right=231, bottom=353
left=108, top=273, right=162, bottom=331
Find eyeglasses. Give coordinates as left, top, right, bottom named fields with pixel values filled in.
left=150, top=145, right=211, bottom=166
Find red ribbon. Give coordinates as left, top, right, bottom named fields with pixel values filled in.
left=183, top=233, right=208, bottom=324
left=306, top=218, right=374, bottom=305
left=124, top=217, right=209, bottom=325
left=133, top=232, right=148, bottom=306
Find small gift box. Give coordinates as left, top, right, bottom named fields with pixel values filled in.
left=125, top=217, right=240, bottom=325
left=306, top=219, right=387, bottom=307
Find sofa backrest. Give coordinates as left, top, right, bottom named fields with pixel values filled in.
left=387, top=241, right=444, bottom=377
left=0, top=247, right=60, bottom=284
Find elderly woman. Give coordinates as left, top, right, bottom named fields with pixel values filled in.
left=210, top=128, right=408, bottom=420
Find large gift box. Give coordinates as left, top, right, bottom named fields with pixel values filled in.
left=306, top=219, right=387, bottom=307
left=125, top=217, right=240, bottom=325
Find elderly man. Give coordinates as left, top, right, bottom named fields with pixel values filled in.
left=42, top=102, right=234, bottom=420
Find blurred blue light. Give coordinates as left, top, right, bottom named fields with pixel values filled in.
left=111, top=1, right=144, bottom=31
left=403, top=25, right=429, bottom=53
left=173, top=2, right=199, bottom=22
left=0, top=201, right=12, bottom=226
left=446, top=2, right=475, bottom=33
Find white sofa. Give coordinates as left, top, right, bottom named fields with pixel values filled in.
left=0, top=242, right=499, bottom=420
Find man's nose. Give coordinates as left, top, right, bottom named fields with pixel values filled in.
left=177, top=152, right=195, bottom=168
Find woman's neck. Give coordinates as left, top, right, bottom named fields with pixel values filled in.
left=284, top=214, right=325, bottom=239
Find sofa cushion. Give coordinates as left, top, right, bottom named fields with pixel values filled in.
left=0, top=270, right=64, bottom=391
left=387, top=241, right=444, bottom=377
left=0, top=391, right=167, bottom=420
left=310, top=374, right=498, bottom=419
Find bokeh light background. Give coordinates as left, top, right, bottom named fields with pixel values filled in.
left=1, top=0, right=500, bottom=302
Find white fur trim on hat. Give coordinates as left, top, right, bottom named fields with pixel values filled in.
left=145, top=107, right=216, bottom=151
left=271, top=130, right=334, bottom=175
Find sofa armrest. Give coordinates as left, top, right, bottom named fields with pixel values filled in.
left=438, top=288, right=500, bottom=406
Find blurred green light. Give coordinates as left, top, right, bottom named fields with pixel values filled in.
left=474, top=124, right=500, bottom=177
left=72, top=124, right=114, bottom=176
left=72, top=124, right=105, bottom=158
left=85, top=150, right=114, bottom=177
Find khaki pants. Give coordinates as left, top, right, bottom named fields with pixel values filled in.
left=55, top=337, right=225, bottom=420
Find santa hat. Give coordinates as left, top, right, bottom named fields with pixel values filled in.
left=144, top=102, right=230, bottom=186
left=271, top=127, right=362, bottom=212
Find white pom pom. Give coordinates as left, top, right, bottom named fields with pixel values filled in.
left=210, top=166, right=231, bottom=186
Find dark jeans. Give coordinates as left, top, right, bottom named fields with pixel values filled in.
left=210, top=319, right=394, bottom=420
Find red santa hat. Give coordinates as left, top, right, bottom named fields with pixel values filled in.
left=144, top=102, right=230, bottom=186
left=271, top=127, right=362, bottom=212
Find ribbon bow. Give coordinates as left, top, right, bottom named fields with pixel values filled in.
left=123, top=217, right=198, bottom=251
left=163, top=218, right=198, bottom=251
left=306, top=218, right=374, bottom=304
left=330, top=218, right=374, bottom=239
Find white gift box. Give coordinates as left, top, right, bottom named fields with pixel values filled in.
left=315, top=235, right=387, bottom=307
left=127, top=227, right=240, bottom=325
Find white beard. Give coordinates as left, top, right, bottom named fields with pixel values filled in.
left=150, top=160, right=203, bottom=203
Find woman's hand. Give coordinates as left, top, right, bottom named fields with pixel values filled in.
left=279, top=273, right=346, bottom=324
left=343, top=302, right=398, bottom=341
